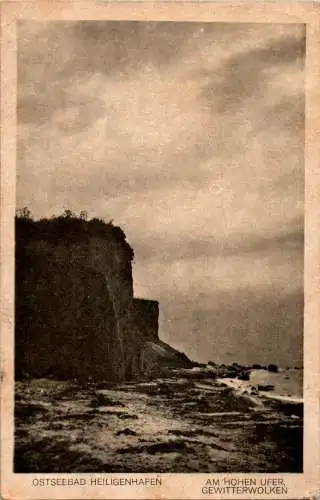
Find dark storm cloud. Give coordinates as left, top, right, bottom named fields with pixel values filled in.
left=72, top=21, right=195, bottom=70
left=132, top=218, right=303, bottom=263
left=200, top=33, right=305, bottom=112
left=263, top=93, right=305, bottom=134
left=18, top=93, right=107, bottom=131
left=67, top=21, right=251, bottom=76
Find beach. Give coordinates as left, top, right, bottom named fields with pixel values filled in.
left=15, top=367, right=303, bottom=473
left=217, top=368, right=303, bottom=405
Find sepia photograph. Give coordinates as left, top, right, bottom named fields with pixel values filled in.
left=13, top=18, right=305, bottom=475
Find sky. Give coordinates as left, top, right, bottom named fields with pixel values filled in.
left=17, top=21, right=305, bottom=367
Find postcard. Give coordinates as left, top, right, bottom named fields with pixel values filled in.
left=1, top=1, right=319, bottom=499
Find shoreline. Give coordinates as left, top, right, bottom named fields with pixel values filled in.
left=217, top=377, right=303, bottom=406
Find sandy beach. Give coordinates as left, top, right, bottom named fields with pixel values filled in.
left=15, top=367, right=303, bottom=473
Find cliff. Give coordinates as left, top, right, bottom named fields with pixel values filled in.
left=15, top=214, right=192, bottom=382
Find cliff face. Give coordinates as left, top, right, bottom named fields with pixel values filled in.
left=15, top=215, right=191, bottom=382
left=16, top=217, right=134, bottom=381
left=131, top=299, right=159, bottom=342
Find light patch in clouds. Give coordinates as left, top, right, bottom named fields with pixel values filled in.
left=17, top=21, right=305, bottom=365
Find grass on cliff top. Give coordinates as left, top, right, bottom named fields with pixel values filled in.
left=15, top=208, right=134, bottom=258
